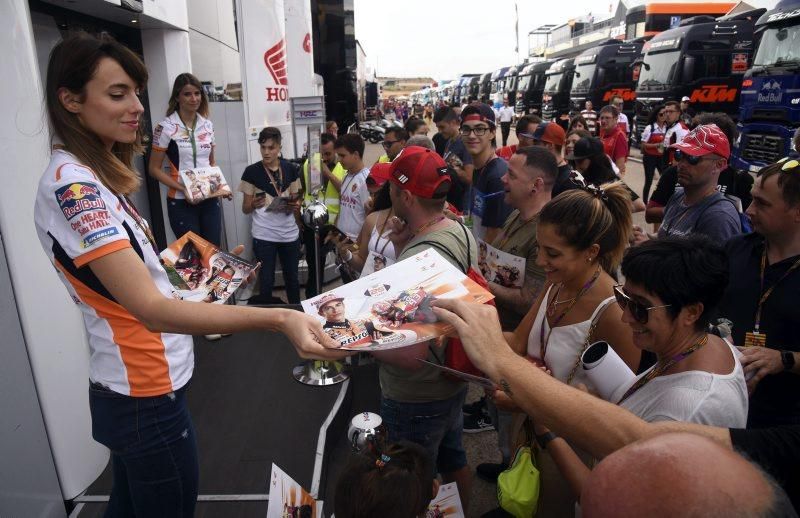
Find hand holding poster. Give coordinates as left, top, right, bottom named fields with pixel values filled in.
left=478, top=240, right=526, bottom=289
left=179, top=166, right=232, bottom=203
left=160, top=232, right=257, bottom=304
left=427, top=482, right=465, bottom=517
left=301, top=248, right=494, bottom=351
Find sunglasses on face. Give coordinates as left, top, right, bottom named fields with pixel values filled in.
left=674, top=150, right=716, bottom=166
left=460, top=126, right=491, bottom=137
left=613, top=285, right=671, bottom=324
left=382, top=140, right=401, bottom=149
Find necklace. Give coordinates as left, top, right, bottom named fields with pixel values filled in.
left=540, top=266, right=601, bottom=360
left=411, top=216, right=446, bottom=238
left=618, top=334, right=709, bottom=404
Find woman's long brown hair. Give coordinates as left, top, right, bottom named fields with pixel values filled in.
left=166, top=73, right=209, bottom=118
left=46, top=32, right=148, bottom=195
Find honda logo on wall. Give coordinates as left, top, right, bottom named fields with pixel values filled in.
left=303, top=33, right=312, bottom=53
left=264, top=39, right=289, bottom=101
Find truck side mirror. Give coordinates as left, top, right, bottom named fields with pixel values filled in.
left=682, top=56, right=695, bottom=83
left=596, top=68, right=606, bottom=84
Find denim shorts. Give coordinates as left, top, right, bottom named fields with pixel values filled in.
left=380, top=388, right=468, bottom=474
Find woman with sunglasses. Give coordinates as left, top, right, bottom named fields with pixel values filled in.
left=484, top=181, right=641, bottom=517
left=35, top=34, right=342, bottom=515
left=530, top=235, right=746, bottom=503
left=639, top=104, right=667, bottom=204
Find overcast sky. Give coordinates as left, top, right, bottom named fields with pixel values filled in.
left=353, top=0, right=619, bottom=80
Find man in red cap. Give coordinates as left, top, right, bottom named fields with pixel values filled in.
left=633, top=124, right=742, bottom=244
left=379, top=145, right=477, bottom=510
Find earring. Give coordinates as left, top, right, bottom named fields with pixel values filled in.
left=587, top=257, right=593, bottom=262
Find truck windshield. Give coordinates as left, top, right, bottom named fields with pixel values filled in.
left=544, top=72, right=563, bottom=93
left=754, top=25, right=800, bottom=67
left=637, top=51, right=679, bottom=91
left=571, top=64, right=597, bottom=94
left=517, top=74, right=532, bottom=91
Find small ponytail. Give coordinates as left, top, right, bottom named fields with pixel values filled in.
left=541, top=181, right=633, bottom=274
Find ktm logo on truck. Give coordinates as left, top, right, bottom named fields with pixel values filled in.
left=690, top=85, right=737, bottom=103
left=603, top=89, right=636, bottom=102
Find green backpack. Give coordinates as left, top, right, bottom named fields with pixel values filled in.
left=497, top=444, right=541, bottom=517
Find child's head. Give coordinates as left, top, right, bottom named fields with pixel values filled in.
left=334, top=441, right=437, bottom=518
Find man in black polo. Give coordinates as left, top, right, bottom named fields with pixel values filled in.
left=718, top=157, right=800, bottom=429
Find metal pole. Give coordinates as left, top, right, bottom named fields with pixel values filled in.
left=314, top=224, right=322, bottom=295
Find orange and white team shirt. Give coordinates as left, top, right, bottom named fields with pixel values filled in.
left=152, top=112, right=215, bottom=199
left=34, top=150, right=194, bottom=397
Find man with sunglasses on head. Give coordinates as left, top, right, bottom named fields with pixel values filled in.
left=717, top=157, right=800, bottom=431
left=375, top=127, right=409, bottom=165
left=461, top=103, right=512, bottom=242
left=433, top=107, right=474, bottom=212
left=632, top=124, right=742, bottom=245
left=530, top=121, right=577, bottom=198
left=496, top=114, right=541, bottom=161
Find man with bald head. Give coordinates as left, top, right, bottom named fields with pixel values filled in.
left=582, top=433, right=792, bottom=517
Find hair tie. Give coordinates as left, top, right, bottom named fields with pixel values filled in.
left=375, top=454, right=391, bottom=469
left=568, top=170, right=608, bottom=201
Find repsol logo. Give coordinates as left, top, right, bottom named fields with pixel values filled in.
left=265, top=87, right=289, bottom=102
left=603, top=88, right=636, bottom=102
left=690, top=85, right=737, bottom=103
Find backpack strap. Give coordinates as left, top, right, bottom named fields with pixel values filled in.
left=692, top=196, right=739, bottom=232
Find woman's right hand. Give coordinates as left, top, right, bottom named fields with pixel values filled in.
left=279, top=311, right=352, bottom=360
left=252, top=195, right=267, bottom=210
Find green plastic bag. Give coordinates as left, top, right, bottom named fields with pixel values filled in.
left=497, top=445, right=541, bottom=518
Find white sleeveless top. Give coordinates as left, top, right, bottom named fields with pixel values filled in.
left=360, top=216, right=397, bottom=277
left=527, top=284, right=615, bottom=390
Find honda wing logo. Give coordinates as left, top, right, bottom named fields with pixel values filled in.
left=264, top=39, right=288, bottom=85
left=263, top=39, right=289, bottom=102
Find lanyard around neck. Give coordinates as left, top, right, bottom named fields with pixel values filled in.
left=178, top=114, right=198, bottom=168
left=754, top=245, right=800, bottom=332
left=263, top=162, right=284, bottom=195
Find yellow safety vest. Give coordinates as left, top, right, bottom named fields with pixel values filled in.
left=377, top=154, right=390, bottom=164
left=303, top=155, right=346, bottom=216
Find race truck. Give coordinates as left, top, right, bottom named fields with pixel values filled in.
left=734, top=0, right=800, bottom=172
left=569, top=39, right=644, bottom=125
left=515, top=60, right=554, bottom=116
left=634, top=11, right=759, bottom=143
left=541, top=58, right=576, bottom=126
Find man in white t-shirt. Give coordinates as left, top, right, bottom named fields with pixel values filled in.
left=334, top=134, right=370, bottom=240
left=498, top=100, right=515, bottom=147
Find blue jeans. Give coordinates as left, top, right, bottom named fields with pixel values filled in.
left=380, top=388, right=468, bottom=475
left=89, top=383, right=198, bottom=518
left=167, top=197, right=222, bottom=246
left=252, top=237, right=301, bottom=304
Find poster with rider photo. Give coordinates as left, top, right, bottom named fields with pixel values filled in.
left=266, top=463, right=322, bottom=518
left=178, top=166, right=232, bottom=203
left=477, top=240, right=526, bottom=289
left=427, top=482, right=465, bottom=517
left=301, top=248, right=494, bottom=351
left=160, top=231, right=256, bottom=304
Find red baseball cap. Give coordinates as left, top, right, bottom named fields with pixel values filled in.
left=388, top=146, right=451, bottom=199
left=367, top=162, right=392, bottom=187
left=670, top=124, right=730, bottom=159
left=532, top=122, right=566, bottom=147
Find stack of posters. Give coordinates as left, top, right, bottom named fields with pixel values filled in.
left=160, top=231, right=256, bottom=304
left=266, top=464, right=322, bottom=518
left=478, top=240, right=526, bottom=288
left=179, top=166, right=232, bottom=203
left=301, top=248, right=494, bottom=351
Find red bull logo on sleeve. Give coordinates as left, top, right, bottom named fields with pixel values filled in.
left=55, top=182, right=106, bottom=220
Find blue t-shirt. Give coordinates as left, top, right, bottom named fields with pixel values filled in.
left=658, top=188, right=742, bottom=242
left=471, top=157, right=511, bottom=240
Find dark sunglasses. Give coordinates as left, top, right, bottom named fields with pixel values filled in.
left=674, top=150, right=717, bottom=166
left=613, top=285, right=671, bottom=324
left=382, top=140, right=401, bottom=149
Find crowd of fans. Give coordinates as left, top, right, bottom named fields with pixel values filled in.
left=37, top=32, right=800, bottom=518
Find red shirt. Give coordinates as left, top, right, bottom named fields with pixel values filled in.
left=496, top=145, right=517, bottom=161
left=601, top=127, right=628, bottom=163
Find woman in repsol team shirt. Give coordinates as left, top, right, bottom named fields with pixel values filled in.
left=148, top=72, right=224, bottom=245
left=34, top=34, right=342, bottom=516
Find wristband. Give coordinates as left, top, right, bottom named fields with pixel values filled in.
left=342, top=249, right=353, bottom=262
left=535, top=431, right=558, bottom=450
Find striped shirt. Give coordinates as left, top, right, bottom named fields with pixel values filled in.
left=581, top=109, right=598, bottom=135
left=35, top=150, right=194, bottom=397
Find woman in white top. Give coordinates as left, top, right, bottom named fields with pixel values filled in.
left=529, top=235, right=748, bottom=506
left=149, top=73, right=224, bottom=245
left=333, top=163, right=397, bottom=277
left=37, top=34, right=342, bottom=516
left=491, top=182, right=641, bottom=517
